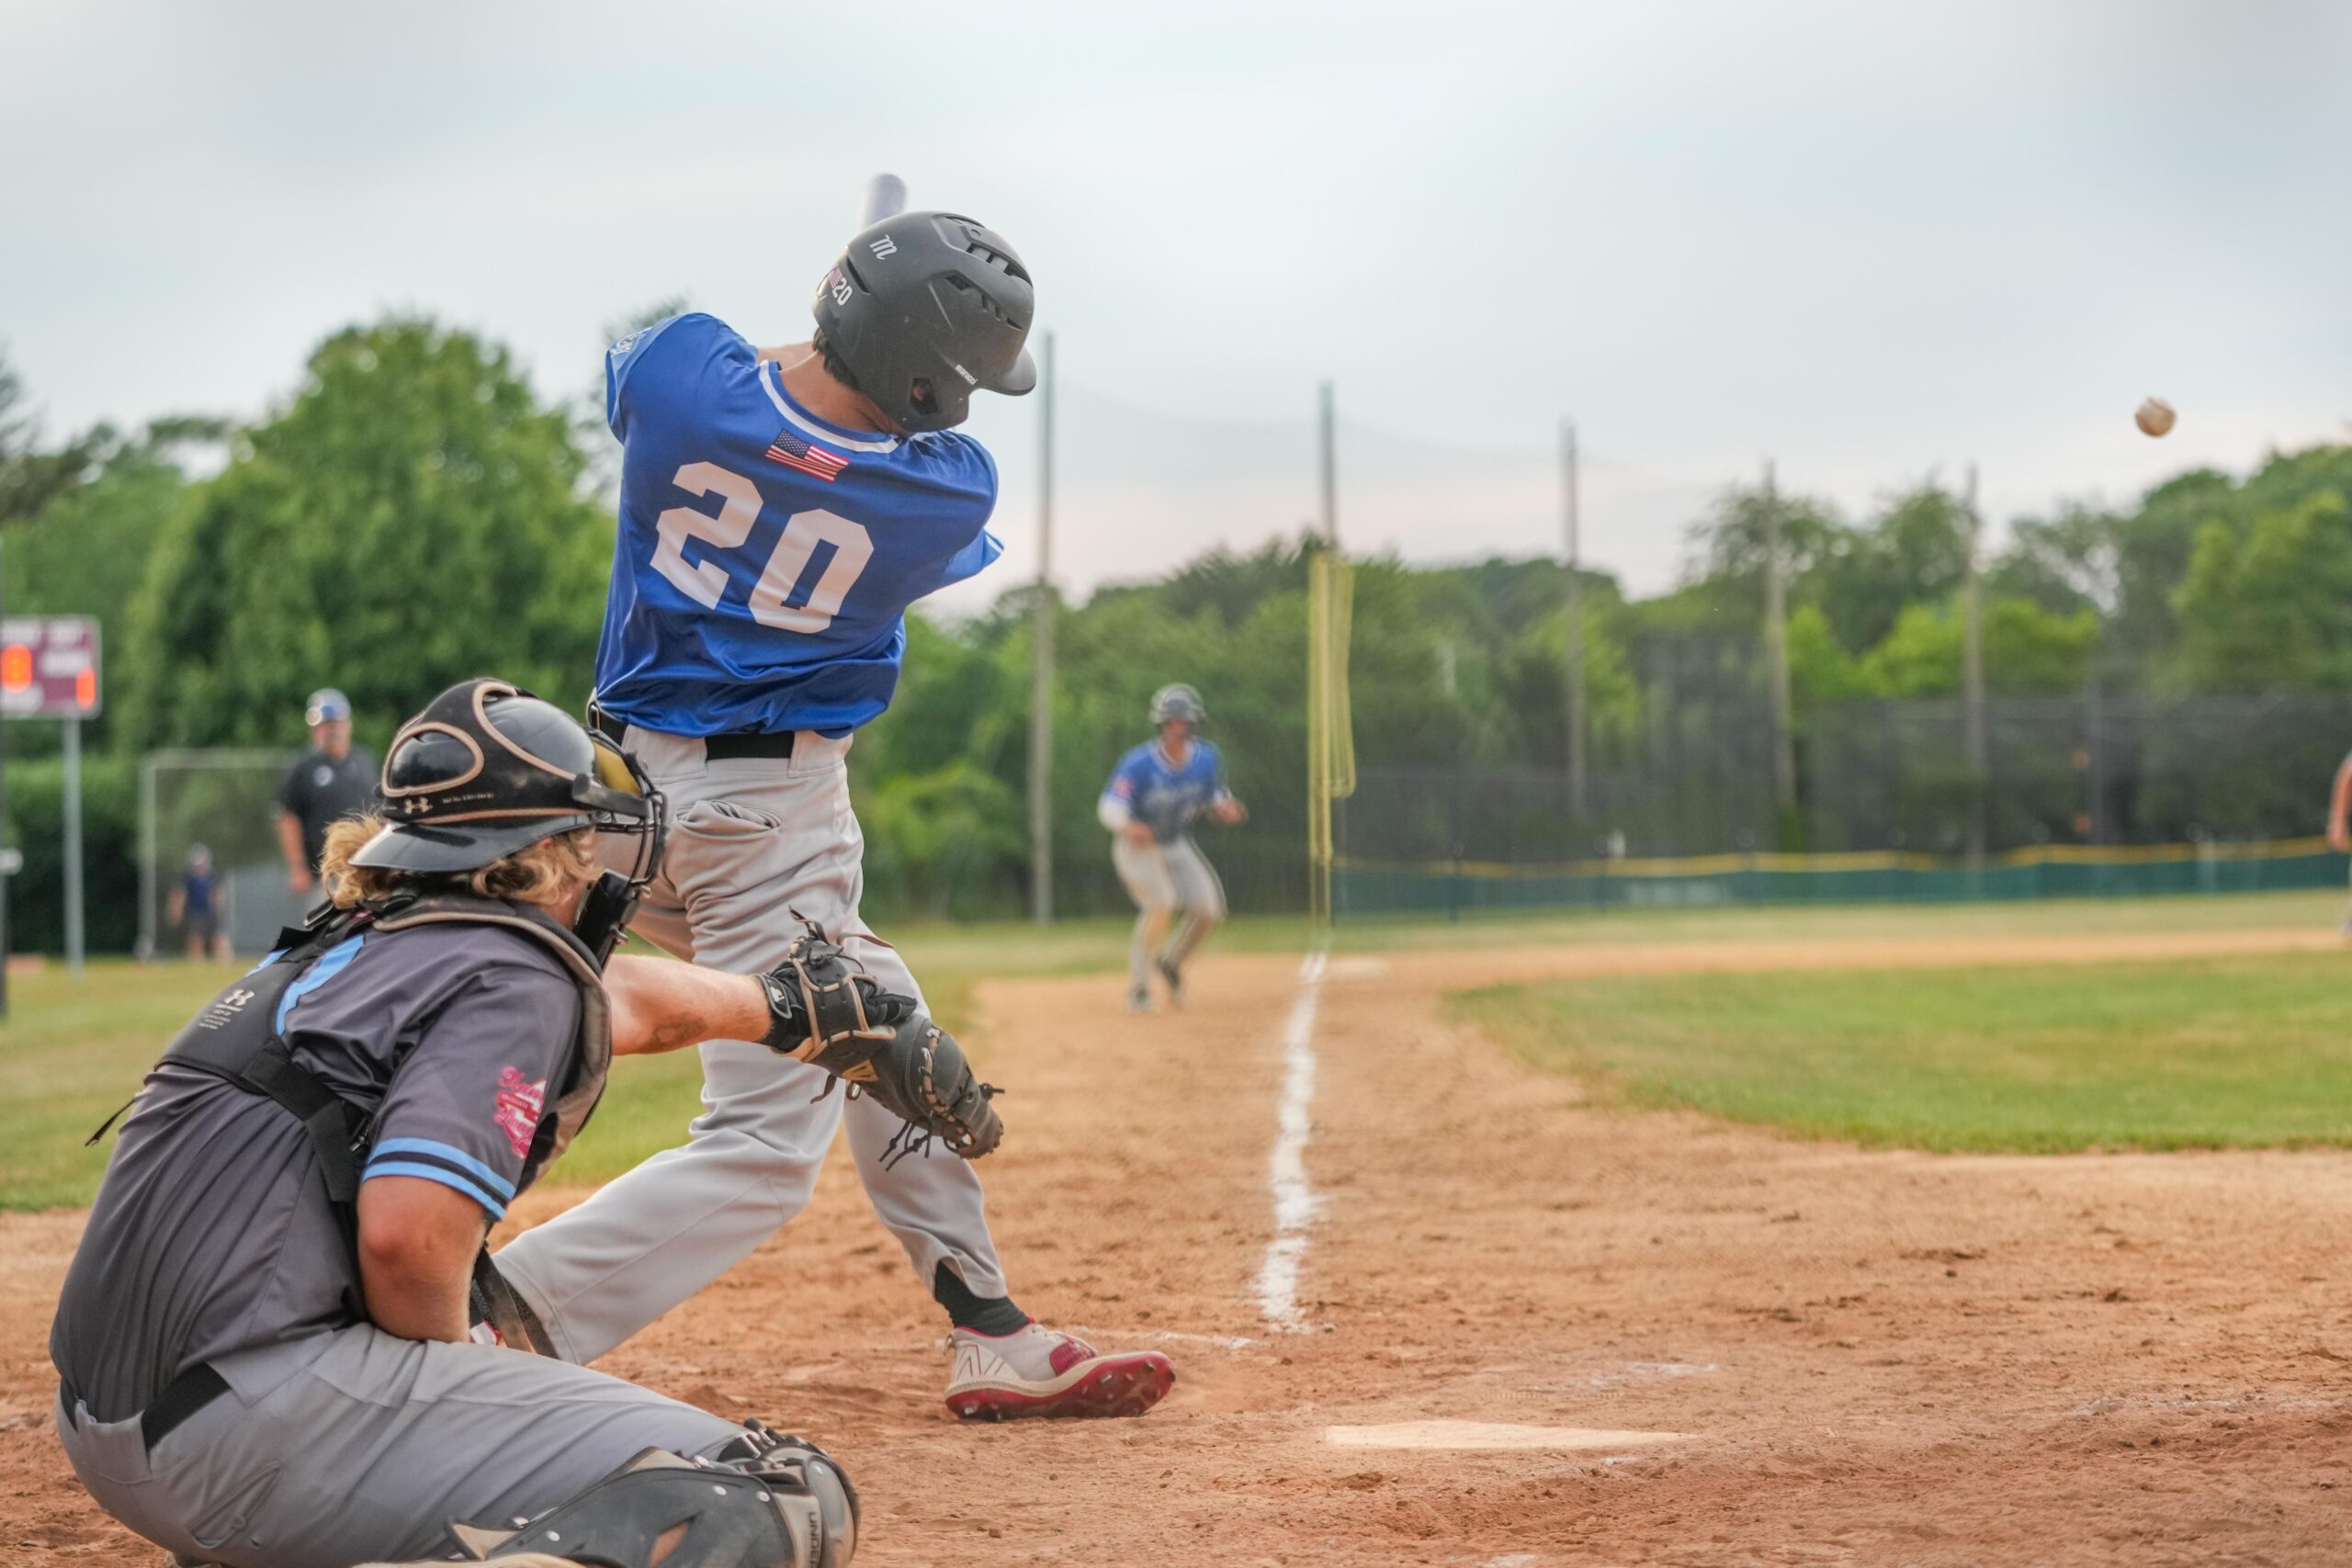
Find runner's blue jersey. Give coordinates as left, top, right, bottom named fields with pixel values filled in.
left=1102, top=739, right=1229, bottom=842
left=593, top=312, right=1003, bottom=736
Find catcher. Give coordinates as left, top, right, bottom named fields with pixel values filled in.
left=51, top=680, right=985, bottom=1568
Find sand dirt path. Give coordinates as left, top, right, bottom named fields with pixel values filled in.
left=4, top=925, right=2347, bottom=1565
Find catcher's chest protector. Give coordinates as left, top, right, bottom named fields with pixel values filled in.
left=106, top=893, right=612, bottom=1259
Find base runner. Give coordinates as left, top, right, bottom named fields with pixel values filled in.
left=1099, top=684, right=1246, bottom=1010
left=486, top=209, right=1172, bottom=1420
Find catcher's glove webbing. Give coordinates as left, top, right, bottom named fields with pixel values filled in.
left=757, top=919, right=914, bottom=1071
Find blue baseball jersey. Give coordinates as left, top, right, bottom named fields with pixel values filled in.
left=593, top=313, right=1004, bottom=737
left=1102, top=739, right=1230, bottom=842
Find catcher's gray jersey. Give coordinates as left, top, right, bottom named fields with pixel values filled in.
left=53, top=924, right=578, bottom=1422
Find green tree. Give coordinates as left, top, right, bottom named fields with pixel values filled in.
left=1784, top=604, right=1870, bottom=710
left=1859, top=597, right=2098, bottom=696
left=0, top=343, right=103, bottom=524
left=122, top=318, right=612, bottom=751
left=1804, top=484, right=1972, bottom=653
left=2173, top=488, right=2352, bottom=691
left=4, top=432, right=206, bottom=754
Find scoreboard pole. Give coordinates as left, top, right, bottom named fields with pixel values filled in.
left=62, top=714, right=82, bottom=976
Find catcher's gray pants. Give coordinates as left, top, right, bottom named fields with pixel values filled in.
left=495, top=727, right=1007, bottom=1365
left=55, top=1324, right=740, bottom=1568
left=1112, top=835, right=1226, bottom=992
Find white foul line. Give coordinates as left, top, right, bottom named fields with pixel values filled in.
left=1254, top=949, right=1328, bottom=1332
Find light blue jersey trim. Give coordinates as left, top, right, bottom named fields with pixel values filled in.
left=275, top=934, right=366, bottom=1031
left=368, top=1136, right=517, bottom=1201
left=361, top=1160, right=508, bottom=1219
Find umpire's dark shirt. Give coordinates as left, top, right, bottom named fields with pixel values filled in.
left=51, top=923, right=580, bottom=1422
left=276, top=745, right=379, bottom=871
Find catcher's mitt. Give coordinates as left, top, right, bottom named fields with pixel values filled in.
left=850, top=1014, right=1004, bottom=1168
left=757, top=918, right=917, bottom=1072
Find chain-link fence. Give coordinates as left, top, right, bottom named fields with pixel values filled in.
left=1340, top=689, right=2352, bottom=915
left=137, top=749, right=304, bottom=959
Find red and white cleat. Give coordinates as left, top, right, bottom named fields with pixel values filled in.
left=944, top=1320, right=1175, bottom=1421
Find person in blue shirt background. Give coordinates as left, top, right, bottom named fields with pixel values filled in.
left=1099, top=684, right=1248, bottom=1010
left=166, top=843, right=230, bottom=963
left=485, top=209, right=1175, bottom=1423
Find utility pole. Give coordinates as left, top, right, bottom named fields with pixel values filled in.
left=1318, top=380, right=1338, bottom=547
left=1962, top=463, right=1988, bottom=868
left=1761, top=459, right=1796, bottom=818
left=1027, top=333, right=1057, bottom=925
left=1561, top=420, right=1588, bottom=818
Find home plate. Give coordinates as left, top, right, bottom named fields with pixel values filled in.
left=1325, top=1421, right=1687, bottom=1451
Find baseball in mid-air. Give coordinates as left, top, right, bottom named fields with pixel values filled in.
left=2135, top=397, right=2177, bottom=437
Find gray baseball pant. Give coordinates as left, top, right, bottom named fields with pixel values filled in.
left=56, top=1325, right=741, bottom=1568
left=1112, top=834, right=1227, bottom=993
left=494, top=727, right=1007, bottom=1365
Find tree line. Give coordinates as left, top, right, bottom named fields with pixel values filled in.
left=3, top=318, right=2347, bottom=948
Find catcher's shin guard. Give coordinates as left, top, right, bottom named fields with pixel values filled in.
left=443, top=1431, right=855, bottom=1568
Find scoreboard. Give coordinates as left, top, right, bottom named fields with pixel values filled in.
left=0, top=616, right=100, bottom=719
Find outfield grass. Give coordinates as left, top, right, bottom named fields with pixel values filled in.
left=0, top=920, right=1160, bottom=1209
left=8, top=889, right=2346, bottom=1207
left=1457, top=947, right=2352, bottom=1153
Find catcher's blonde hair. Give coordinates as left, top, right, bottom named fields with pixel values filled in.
left=320, top=814, right=599, bottom=910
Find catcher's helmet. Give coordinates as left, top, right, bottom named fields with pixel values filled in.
left=1149, top=683, right=1206, bottom=726
left=350, top=679, right=661, bottom=877
left=812, top=211, right=1036, bottom=434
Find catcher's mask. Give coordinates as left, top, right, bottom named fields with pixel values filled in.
left=350, top=679, right=666, bottom=904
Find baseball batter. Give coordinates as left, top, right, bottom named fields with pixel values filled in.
left=486, top=210, right=1173, bottom=1419
left=1100, top=684, right=1246, bottom=1010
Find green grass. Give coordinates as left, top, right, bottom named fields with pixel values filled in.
left=1457, top=948, right=2352, bottom=1153
left=0, top=921, right=1162, bottom=1208
left=10, top=889, right=2348, bottom=1208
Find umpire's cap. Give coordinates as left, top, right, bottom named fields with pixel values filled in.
left=813, top=211, right=1036, bottom=434
left=349, top=680, right=657, bottom=874
left=304, top=687, right=351, bottom=726
left=1150, top=683, right=1206, bottom=726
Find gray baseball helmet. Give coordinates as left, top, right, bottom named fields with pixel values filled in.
left=812, top=211, right=1036, bottom=434
left=1149, top=683, right=1206, bottom=726
left=351, top=679, right=661, bottom=876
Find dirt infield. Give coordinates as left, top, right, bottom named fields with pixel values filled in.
left=5, top=927, right=2349, bottom=1565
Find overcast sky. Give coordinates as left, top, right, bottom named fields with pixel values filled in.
left=4, top=0, right=2346, bottom=610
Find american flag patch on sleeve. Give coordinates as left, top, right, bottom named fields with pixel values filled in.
left=764, top=429, right=849, bottom=482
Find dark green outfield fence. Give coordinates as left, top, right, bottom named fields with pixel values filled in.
left=1335, top=839, right=2348, bottom=919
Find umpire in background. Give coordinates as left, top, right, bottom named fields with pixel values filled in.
left=275, top=687, right=378, bottom=898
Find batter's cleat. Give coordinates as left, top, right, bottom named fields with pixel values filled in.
left=1156, top=956, right=1186, bottom=1008
left=944, top=1320, right=1176, bottom=1421
left=1127, top=987, right=1156, bottom=1013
